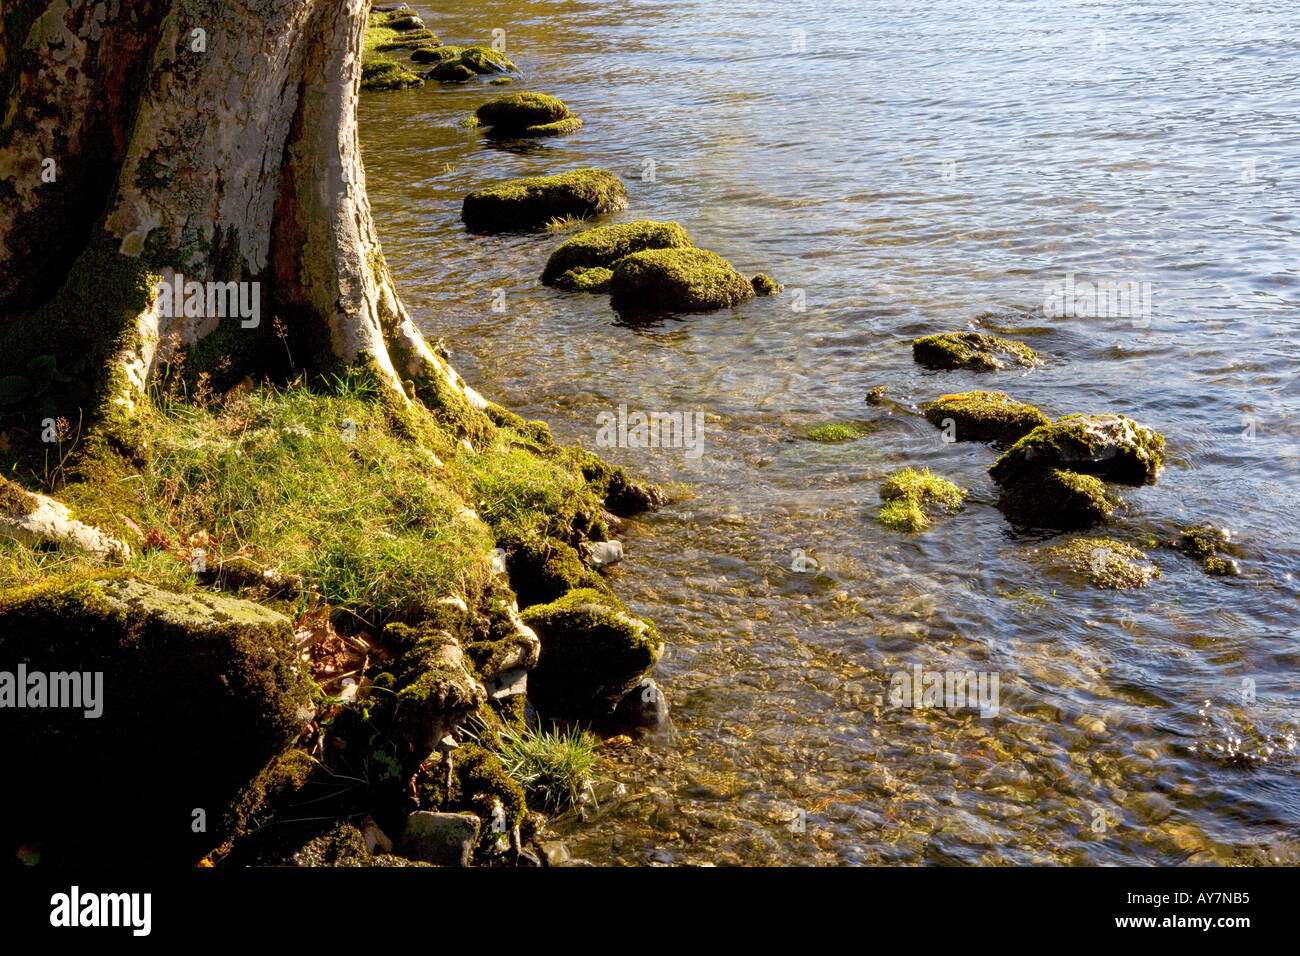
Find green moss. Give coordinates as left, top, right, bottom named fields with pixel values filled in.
left=521, top=588, right=663, bottom=718
left=1202, top=555, right=1240, bottom=577
left=989, top=414, right=1166, bottom=487
left=912, top=332, right=1040, bottom=371
left=412, top=45, right=462, bottom=64
left=804, top=421, right=868, bottom=443
left=503, top=534, right=610, bottom=608
left=608, top=247, right=755, bottom=314
left=416, top=742, right=527, bottom=855
left=1046, top=537, right=1160, bottom=589
left=426, top=46, right=517, bottom=82
left=995, top=468, right=1115, bottom=530
left=877, top=467, right=966, bottom=532
left=751, top=274, right=783, bottom=296
left=361, top=59, right=423, bottom=91
left=519, top=116, right=583, bottom=137
left=489, top=76, right=515, bottom=85
left=462, top=168, right=628, bottom=234
left=0, top=476, right=36, bottom=518
left=475, top=92, right=570, bottom=131
left=559, top=266, right=613, bottom=293
left=541, top=221, right=693, bottom=287
left=922, top=391, right=1051, bottom=445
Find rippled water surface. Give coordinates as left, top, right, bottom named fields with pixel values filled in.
left=360, top=0, right=1300, bottom=864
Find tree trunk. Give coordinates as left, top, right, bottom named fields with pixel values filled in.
left=0, top=0, right=483, bottom=434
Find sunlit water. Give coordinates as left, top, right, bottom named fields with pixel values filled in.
left=359, top=0, right=1300, bottom=864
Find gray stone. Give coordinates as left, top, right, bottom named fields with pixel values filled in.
left=613, top=678, right=670, bottom=731
left=398, top=811, right=480, bottom=866
left=582, top=539, right=624, bottom=569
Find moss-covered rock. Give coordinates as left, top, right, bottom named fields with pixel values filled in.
left=989, top=414, right=1166, bottom=487
left=388, top=624, right=487, bottom=759
left=476, top=92, right=573, bottom=135
left=521, top=588, right=663, bottom=719
left=415, top=742, right=527, bottom=858
left=462, top=168, right=629, bottom=234
left=426, top=46, right=518, bottom=82
left=995, top=468, right=1116, bottom=530
left=876, top=467, right=966, bottom=532
left=505, top=535, right=610, bottom=609
left=608, top=247, right=755, bottom=314
left=1044, top=537, right=1160, bottom=589
left=804, top=421, right=868, bottom=443
left=1166, top=524, right=1242, bottom=577
left=922, top=391, right=1051, bottom=445
left=0, top=573, right=313, bottom=865
left=542, top=221, right=694, bottom=288
left=559, top=266, right=613, bottom=293
left=912, top=332, right=1040, bottom=371
left=518, top=116, right=584, bottom=137
left=751, top=274, right=783, bottom=296
left=362, top=58, right=423, bottom=91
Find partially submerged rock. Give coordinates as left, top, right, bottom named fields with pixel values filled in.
left=989, top=414, right=1166, bottom=487
left=425, top=46, right=518, bottom=82
left=922, top=391, right=1050, bottom=445
left=0, top=573, right=313, bottom=864
left=560, top=266, right=613, bottom=293
left=995, top=468, right=1116, bottom=531
left=751, top=273, right=783, bottom=296
left=912, top=331, right=1039, bottom=371
left=877, top=467, right=966, bottom=532
left=362, top=59, right=423, bottom=91
left=462, top=168, right=628, bottom=234
left=541, top=221, right=693, bottom=288
left=476, top=92, right=582, bottom=137
left=1166, top=523, right=1242, bottom=577
left=608, top=247, right=755, bottom=314
left=1044, top=537, right=1160, bottom=589
left=804, top=421, right=869, bottom=443
left=521, top=588, right=663, bottom=718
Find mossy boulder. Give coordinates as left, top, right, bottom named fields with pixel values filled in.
left=922, top=391, right=1051, bottom=445
left=995, top=468, right=1116, bottom=530
left=426, top=46, right=518, bottom=81
left=560, top=266, right=613, bottom=293
left=415, top=742, right=527, bottom=858
left=1044, top=538, right=1160, bottom=590
left=362, top=59, right=423, bottom=91
left=912, top=332, right=1039, bottom=371
left=388, top=624, right=487, bottom=759
left=541, top=221, right=693, bottom=288
left=804, top=421, right=868, bottom=443
left=751, top=273, right=783, bottom=296
left=522, top=588, right=663, bottom=718
left=877, top=467, right=966, bottom=532
left=476, top=92, right=579, bottom=137
left=0, top=573, right=313, bottom=865
left=505, top=535, right=611, bottom=609
left=608, top=247, right=755, bottom=314
left=989, top=414, right=1166, bottom=487
left=462, top=168, right=629, bottom=234
left=1166, top=524, right=1242, bottom=577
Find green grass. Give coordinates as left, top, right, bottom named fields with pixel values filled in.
left=496, top=722, right=601, bottom=812
left=0, top=378, right=612, bottom=625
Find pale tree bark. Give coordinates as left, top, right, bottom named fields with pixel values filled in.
left=0, top=0, right=484, bottom=431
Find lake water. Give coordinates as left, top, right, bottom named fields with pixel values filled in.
left=359, top=0, right=1300, bottom=864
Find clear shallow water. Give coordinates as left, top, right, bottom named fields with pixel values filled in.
left=360, top=0, right=1300, bottom=864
